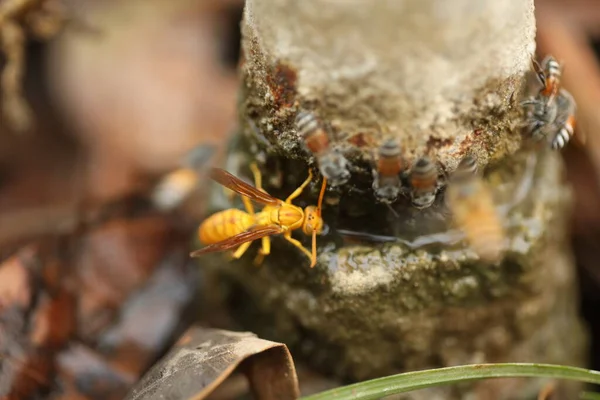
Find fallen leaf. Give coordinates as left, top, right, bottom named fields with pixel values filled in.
left=125, top=327, right=300, bottom=400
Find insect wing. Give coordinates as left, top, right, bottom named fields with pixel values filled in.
left=209, top=168, right=280, bottom=205
left=531, top=58, right=546, bottom=86
left=190, top=225, right=283, bottom=257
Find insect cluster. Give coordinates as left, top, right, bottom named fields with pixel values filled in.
left=185, top=54, right=573, bottom=268
left=295, top=113, right=445, bottom=209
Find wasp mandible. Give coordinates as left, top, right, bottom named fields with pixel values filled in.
left=190, top=164, right=327, bottom=268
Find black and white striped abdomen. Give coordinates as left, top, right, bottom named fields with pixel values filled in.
left=551, top=118, right=574, bottom=150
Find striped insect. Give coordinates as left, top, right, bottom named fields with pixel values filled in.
left=408, top=156, right=440, bottom=209
left=445, top=155, right=504, bottom=263
left=296, top=111, right=350, bottom=187
left=151, top=144, right=215, bottom=211
left=532, top=55, right=561, bottom=105
left=190, top=164, right=327, bottom=268
left=372, top=139, right=403, bottom=204
left=523, top=55, right=577, bottom=150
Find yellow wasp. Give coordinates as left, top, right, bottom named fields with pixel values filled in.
left=190, top=163, right=327, bottom=268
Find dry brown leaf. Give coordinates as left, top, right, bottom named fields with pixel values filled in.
left=125, top=327, right=300, bottom=400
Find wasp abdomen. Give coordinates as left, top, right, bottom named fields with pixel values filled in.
left=199, top=209, right=254, bottom=244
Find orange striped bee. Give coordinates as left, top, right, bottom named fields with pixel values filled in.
left=523, top=55, right=577, bottom=150
left=372, top=139, right=403, bottom=204
left=532, top=55, right=561, bottom=105
left=409, top=157, right=440, bottom=209
left=445, top=155, right=504, bottom=263
left=296, top=111, right=350, bottom=187
left=152, top=144, right=215, bottom=211
left=190, top=164, right=327, bottom=268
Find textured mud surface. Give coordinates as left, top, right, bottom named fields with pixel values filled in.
left=202, top=147, right=587, bottom=398
left=239, top=0, right=535, bottom=173
left=200, top=1, right=587, bottom=398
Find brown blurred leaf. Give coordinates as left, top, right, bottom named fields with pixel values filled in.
left=30, top=290, right=76, bottom=349
left=97, top=258, right=199, bottom=377
left=75, top=216, right=172, bottom=338
left=125, top=327, right=300, bottom=400
left=0, top=247, right=55, bottom=399
left=0, top=247, right=34, bottom=311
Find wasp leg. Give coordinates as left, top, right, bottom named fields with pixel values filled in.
left=239, top=162, right=266, bottom=215
left=283, top=231, right=313, bottom=265
left=232, top=241, right=252, bottom=259
left=253, top=236, right=271, bottom=266
left=241, top=196, right=255, bottom=215
left=285, top=169, right=313, bottom=204
left=249, top=162, right=263, bottom=191
left=1, top=20, right=32, bottom=132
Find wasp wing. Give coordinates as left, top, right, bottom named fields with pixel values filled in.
left=190, top=225, right=283, bottom=257
left=209, top=168, right=281, bottom=205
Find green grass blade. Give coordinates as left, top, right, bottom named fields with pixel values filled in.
left=301, top=363, right=600, bottom=400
